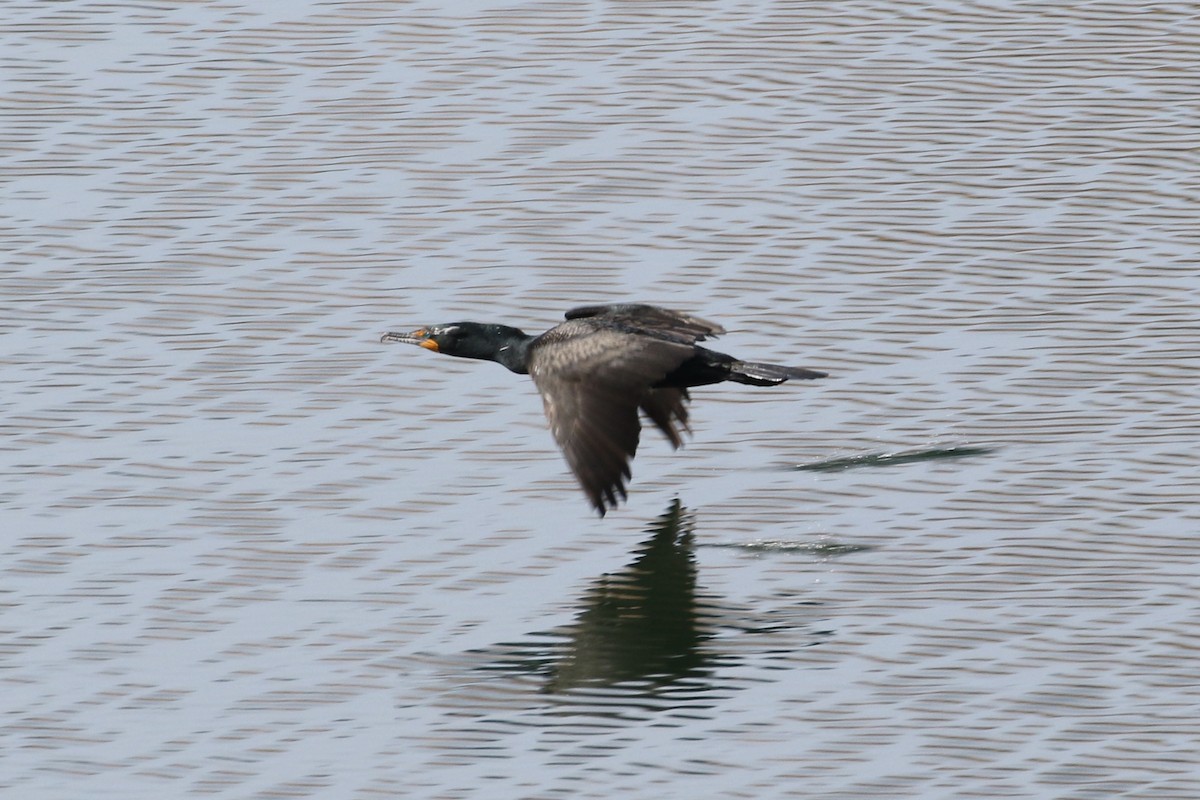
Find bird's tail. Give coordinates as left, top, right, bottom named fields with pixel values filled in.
left=728, top=361, right=827, bottom=386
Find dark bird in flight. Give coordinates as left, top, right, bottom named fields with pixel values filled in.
left=381, top=304, right=826, bottom=515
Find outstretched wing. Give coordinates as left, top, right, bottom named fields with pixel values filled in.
left=530, top=325, right=694, bottom=515
left=564, top=304, right=725, bottom=343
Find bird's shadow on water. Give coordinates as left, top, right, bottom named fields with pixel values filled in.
left=474, top=499, right=851, bottom=706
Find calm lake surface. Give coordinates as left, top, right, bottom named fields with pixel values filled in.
left=3, top=1, right=1199, bottom=798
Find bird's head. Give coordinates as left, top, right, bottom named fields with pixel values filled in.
left=381, top=322, right=531, bottom=371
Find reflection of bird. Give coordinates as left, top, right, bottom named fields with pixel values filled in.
left=382, top=303, right=826, bottom=515
left=545, top=498, right=705, bottom=693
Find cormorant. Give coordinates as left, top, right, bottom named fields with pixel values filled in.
left=381, top=303, right=826, bottom=515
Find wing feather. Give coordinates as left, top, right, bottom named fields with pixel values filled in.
left=639, top=388, right=690, bottom=449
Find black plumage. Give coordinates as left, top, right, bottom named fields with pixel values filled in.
left=381, top=304, right=826, bottom=515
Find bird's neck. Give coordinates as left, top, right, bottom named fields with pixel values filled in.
left=493, top=330, right=534, bottom=374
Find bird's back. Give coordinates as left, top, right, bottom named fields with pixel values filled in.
left=528, top=316, right=694, bottom=390
left=561, top=303, right=725, bottom=345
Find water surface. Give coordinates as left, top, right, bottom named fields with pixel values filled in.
left=3, top=1, right=1199, bottom=798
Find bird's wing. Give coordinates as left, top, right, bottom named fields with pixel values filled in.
left=563, top=304, right=726, bottom=342
left=530, top=329, right=695, bottom=515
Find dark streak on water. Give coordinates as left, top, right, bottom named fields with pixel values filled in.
left=792, top=444, right=997, bottom=473
left=703, top=540, right=873, bottom=556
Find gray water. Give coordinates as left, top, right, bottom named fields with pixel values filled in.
left=3, top=1, right=1199, bottom=798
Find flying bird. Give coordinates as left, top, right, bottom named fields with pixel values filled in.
left=382, top=303, right=825, bottom=515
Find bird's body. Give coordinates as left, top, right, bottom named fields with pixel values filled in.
left=382, top=304, right=825, bottom=515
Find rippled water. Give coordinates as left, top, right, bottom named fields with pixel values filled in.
left=4, top=1, right=1199, bottom=798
